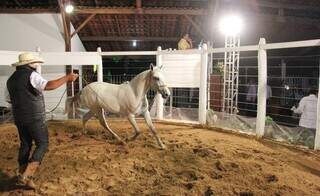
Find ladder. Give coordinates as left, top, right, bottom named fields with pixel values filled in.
left=222, top=35, right=240, bottom=114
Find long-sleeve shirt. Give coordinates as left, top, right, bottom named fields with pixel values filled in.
left=293, top=94, right=317, bottom=129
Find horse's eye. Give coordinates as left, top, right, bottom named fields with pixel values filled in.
left=154, top=77, right=159, bottom=81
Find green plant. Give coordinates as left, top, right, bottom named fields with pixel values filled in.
left=265, top=116, right=273, bottom=125
left=212, top=61, right=224, bottom=75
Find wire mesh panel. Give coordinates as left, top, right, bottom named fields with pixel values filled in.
left=207, top=53, right=258, bottom=135
left=264, top=51, right=319, bottom=149
left=208, top=46, right=320, bottom=149
left=0, top=66, right=13, bottom=122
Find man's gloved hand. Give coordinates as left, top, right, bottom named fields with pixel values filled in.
left=291, top=106, right=296, bottom=111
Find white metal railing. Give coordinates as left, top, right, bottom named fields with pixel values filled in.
left=1, top=38, right=319, bottom=149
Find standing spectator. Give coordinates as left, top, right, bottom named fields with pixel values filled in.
left=292, top=88, right=317, bottom=129
left=291, top=88, right=318, bottom=147
left=267, top=84, right=272, bottom=104
left=246, top=79, right=257, bottom=116
left=178, top=34, right=193, bottom=50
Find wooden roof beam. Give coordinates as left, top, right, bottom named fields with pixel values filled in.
left=81, top=36, right=179, bottom=42
left=184, top=15, right=208, bottom=40
left=0, top=8, right=59, bottom=13
left=58, top=0, right=71, bottom=51
left=136, top=0, right=142, bottom=14
left=71, top=13, right=96, bottom=38
left=220, top=0, right=320, bottom=12
left=251, top=0, right=319, bottom=12
left=136, top=0, right=142, bottom=8
left=249, top=13, right=320, bottom=29
left=0, top=7, right=207, bottom=15
left=75, top=7, right=208, bottom=15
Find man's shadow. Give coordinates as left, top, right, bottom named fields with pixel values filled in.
left=0, top=170, right=30, bottom=192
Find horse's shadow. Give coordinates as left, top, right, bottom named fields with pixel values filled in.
left=0, top=170, right=29, bottom=192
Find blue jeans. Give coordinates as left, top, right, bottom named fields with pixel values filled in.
left=16, top=120, right=49, bottom=165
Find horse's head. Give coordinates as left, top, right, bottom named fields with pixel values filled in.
left=149, top=64, right=170, bottom=99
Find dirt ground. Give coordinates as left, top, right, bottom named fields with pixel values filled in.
left=0, top=119, right=320, bottom=196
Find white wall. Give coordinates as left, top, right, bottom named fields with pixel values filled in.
left=0, top=14, right=86, bottom=114
left=0, top=14, right=85, bottom=52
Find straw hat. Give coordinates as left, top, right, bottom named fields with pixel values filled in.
left=12, top=52, right=44, bottom=67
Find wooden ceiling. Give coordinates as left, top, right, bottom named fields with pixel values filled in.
left=0, top=0, right=320, bottom=51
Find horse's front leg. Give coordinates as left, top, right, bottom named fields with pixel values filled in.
left=127, top=114, right=141, bottom=141
left=143, top=110, right=166, bottom=149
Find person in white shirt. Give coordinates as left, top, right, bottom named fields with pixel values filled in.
left=292, top=88, right=317, bottom=129
left=246, top=79, right=257, bottom=102
left=267, top=85, right=272, bottom=102
left=246, top=79, right=257, bottom=116
left=291, top=88, right=317, bottom=148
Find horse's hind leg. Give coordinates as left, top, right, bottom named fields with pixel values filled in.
left=97, top=108, right=125, bottom=145
left=143, top=111, right=166, bottom=149
left=127, top=114, right=141, bottom=141
left=82, top=111, right=94, bottom=134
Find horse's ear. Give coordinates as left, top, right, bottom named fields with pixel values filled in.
left=150, top=63, right=154, bottom=71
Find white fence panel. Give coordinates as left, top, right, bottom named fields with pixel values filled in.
left=39, top=52, right=99, bottom=66
left=162, top=53, right=201, bottom=88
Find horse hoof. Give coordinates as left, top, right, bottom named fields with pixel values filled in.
left=116, top=143, right=129, bottom=153
left=160, top=144, right=167, bottom=150
left=126, top=134, right=139, bottom=142
left=117, top=140, right=126, bottom=146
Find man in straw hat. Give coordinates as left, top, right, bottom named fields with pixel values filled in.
left=6, top=52, right=78, bottom=189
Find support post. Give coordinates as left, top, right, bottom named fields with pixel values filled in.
left=256, top=38, right=267, bottom=137
left=36, top=46, right=41, bottom=74
left=199, top=44, right=208, bottom=124
left=156, top=46, right=164, bottom=120
left=78, top=66, right=83, bottom=90
left=315, top=59, right=320, bottom=150
left=97, top=47, right=103, bottom=82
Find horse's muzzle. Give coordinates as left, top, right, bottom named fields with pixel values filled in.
left=161, top=92, right=170, bottom=99
left=160, top=88, right=170, bottom=99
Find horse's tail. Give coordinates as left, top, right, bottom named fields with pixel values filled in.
left=64, top=92, right=81, bottom=114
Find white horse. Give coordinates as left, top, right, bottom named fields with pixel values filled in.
left=65, top=64, right=170, bottom=149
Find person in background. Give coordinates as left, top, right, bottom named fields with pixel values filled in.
left=291, top=88, right=318, bottom=147
left=267, top=84, right=272, bottom=104
left=6, top=52, right=78, bottom=189
left=246, top=79, right=257, bottom=116
left=178, top=33, right=193, bottom=50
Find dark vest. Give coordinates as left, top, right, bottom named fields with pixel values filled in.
left=7, top=65, right=45, bottom=123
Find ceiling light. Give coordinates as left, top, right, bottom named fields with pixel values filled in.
left=219, top=15, right=243, bottom=36
left=132, top=40, right=137, bottom=47
left=65, top=4, right=74, bottom=14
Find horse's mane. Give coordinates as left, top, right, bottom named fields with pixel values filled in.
left=129, top=69, right=151, bottom=85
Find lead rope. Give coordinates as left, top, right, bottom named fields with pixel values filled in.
left=45, top=75, right=100, bottom=114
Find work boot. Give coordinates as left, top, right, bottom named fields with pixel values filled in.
left=17, top=164, right=27, bottom=176
left=17, top=162, right=39, bottom=189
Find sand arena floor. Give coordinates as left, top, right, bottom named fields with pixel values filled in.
left=0, top=119, right=320, bottom=195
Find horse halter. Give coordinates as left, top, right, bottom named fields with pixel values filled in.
left=149, top=71, right=167, bottom=91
